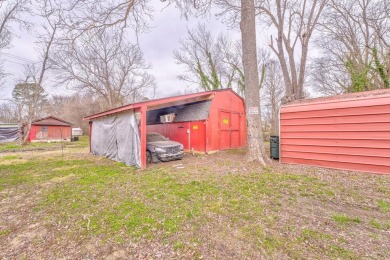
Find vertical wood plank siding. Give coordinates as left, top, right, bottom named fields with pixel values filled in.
left=280, top=93, right=390, bottom=175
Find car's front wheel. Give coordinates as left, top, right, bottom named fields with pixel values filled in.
left=146, top=151, right=152, bottom=164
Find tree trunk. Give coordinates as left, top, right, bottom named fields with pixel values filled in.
left=22, top=122, right=31, bottom=145
left=241, top=0, right=270, bottom=165
left=271, top=93, right=279, bottom=135
left=18, top=123, right=24, bottom=145
left=297, top=41, right=309, bottom=99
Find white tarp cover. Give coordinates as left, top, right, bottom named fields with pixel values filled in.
left=91, top=110, right=141, bottom=168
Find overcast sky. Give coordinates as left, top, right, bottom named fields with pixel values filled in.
left=0, top=2, right=240, bottom=101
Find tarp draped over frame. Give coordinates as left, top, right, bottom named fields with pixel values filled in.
left=0, top=127, right=19, bottom=143
left=91, top=110, right=141, bottom=168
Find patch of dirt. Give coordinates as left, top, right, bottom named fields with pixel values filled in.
left=148, top=149, right=269, bottom=177
left=39, top=174, right=76, bottom=189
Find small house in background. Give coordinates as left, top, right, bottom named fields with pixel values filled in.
left=0, top=123, right=19, bottom=143
left=28, top=116, right=72, bottom=142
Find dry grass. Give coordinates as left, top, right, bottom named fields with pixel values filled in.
left=0, top=140, right=389, bottom=259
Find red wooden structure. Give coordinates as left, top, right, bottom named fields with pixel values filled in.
left=84, top=89, right=247, bottom=169
left=280, top=89, right=390, bottom=175
left=28, top=116, right=72, bottom=142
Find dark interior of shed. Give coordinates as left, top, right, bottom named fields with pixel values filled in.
left=145, top=100, right=212, bottom=125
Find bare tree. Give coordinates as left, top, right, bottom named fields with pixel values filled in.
left=53, top=27, right=156, bottom=109
left=0, top=101, right=18, bottom=123
left=314, top=0, right=390, bottom=93
left=261, top=59, right=284, bottom=135
left=60, top=0, right=153, bottom=40
left=309, top=56, right=350, bottom=96
left=0, top=0, right=30, bottom=50
left=174, top=23, right=224, bottom=90
left=31, top=0, right=62, bottom=86
left=3, top=0, right=269, bottom=164
left=10, top=0, right=63, bottom=144
left=0, top=0, right=30, bottom=90
left=162, top=0, right=270, bottom=164
left=174, top=22, right=268, bottom=98
left=254, top=0, right=327, bottom=100
left=12, top=81, right=48, bottom=143
left=174, top=23, right=247, bottom=93
left=217, top=34, right=247, bottom=95
left=241, top=0, right=269, bottom=164
left=44, top=92, right=104, bottom=134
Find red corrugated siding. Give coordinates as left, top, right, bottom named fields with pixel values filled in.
left=147, top=121, right=206, bottom=152
left=281, top=105, right=390, bottom=119
left=207, top=91, right=247, bottom=152
left=190, top=121, right=206, bottom=151
left=29, top=125, right=71, bottom=141
left=28, top=125, right=37, bottom=141
left=145, top=90, right=247, bottom=153
left=281, top=138, right=390, bottom=148
left=280, top=93, right=390, bottom=175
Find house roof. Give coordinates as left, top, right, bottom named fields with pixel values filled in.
left=32, top=116, right=72, bottom=126
left=84, top=89, right=242, bottom=121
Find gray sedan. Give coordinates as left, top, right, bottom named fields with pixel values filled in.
left=146, top=132, right=184, bottom=163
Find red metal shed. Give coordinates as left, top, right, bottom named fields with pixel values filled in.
left=28, top=116, right=72, bottom=142
left=84, top=89, right=247, bottom=168
left=280, top=89, right=390, bottom=175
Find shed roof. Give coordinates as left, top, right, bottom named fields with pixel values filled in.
left=284, top=89, right=390, bottom=107
left=32, top=116, right=72, bottom=126
left=281, top=89, right=390, bottom=114
left=84, top=89, right=242, bottom=121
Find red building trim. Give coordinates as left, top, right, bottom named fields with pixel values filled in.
left=84, top=92, right=214, bottom=121
left=139, top=106, right=147, bottom=168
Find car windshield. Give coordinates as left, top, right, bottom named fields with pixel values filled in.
left=147, top=133, right=167, bottom=142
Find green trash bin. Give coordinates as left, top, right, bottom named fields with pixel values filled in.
left=270, top=136, right=279, bottom=159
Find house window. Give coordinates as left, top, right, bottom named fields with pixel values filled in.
left=42, top=126, right=48, bottom=132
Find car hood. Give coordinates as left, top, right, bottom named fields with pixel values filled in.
left=147, top=141, right=182, bottom=148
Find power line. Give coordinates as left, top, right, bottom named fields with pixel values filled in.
left=3, top=59, right=27, bottom=66
left=1, top=52, right=38, bottom=63
left=0, top=52, right=40, bottom=64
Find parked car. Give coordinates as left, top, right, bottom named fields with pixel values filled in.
left=146, top=132, right=184, bottom=163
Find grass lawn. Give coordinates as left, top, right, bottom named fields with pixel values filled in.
left=0, top=137, right=389, bottom=259
left=0, top=136, right=89, bottom=152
